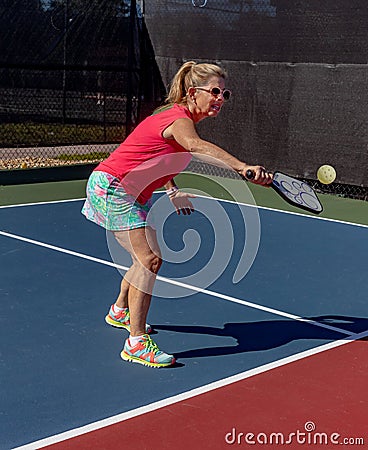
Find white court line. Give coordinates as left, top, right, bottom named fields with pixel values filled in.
left=12, top=328, right=368, bottom=450
left=0, top=193, right=367, bottom=229
left=0, top=198, right=85, bottom=209
left=193, top=193, right=368, bottom=229
left=0, top=230, right=355, bottom=337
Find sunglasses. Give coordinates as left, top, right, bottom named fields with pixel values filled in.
left=195, top=86, right=232, bottom=101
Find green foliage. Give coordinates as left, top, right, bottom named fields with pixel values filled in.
left=0, top=123, right=125, bottom=146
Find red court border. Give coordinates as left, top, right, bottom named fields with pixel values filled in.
left=41, top=338, right=368, bottom=450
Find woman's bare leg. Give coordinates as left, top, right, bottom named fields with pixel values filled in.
left=115, top=278, right=129, bottom=309
left=113, top=226, right=161, bottom=336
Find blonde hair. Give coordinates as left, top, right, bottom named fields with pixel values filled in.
left=165, top=61, right=227, bottom=106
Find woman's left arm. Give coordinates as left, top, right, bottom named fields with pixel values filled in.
left=169, top=118, right=272, bottom=185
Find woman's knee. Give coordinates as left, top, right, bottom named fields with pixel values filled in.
left=114, top=228, right=162, bottom=275
left=137, top=251, right=162, bottom=274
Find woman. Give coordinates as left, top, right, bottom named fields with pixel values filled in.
left=82, top=61, right=272, bottom=368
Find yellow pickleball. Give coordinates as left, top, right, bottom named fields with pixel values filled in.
left=317, top=165, right=336, bottom=184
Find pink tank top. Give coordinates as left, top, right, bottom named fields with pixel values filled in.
left=95, top=104, right=193, bottom=204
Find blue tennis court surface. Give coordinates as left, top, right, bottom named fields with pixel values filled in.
left=1, top=194, right=367, bottom=449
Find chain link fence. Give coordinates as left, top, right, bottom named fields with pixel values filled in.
left=0, top=0, right=164, bottom=169
left=1, top=0, right=367, bottom=202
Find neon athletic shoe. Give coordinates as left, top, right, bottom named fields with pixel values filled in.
left=120, top=334, right=176, bottom=368
left=105, top=306, right=152, bottom=334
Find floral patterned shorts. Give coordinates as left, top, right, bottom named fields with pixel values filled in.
left=81, top=171, right=155, bottom=231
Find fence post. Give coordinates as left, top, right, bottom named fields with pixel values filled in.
left=62, top=0, right=69, bottom=124
left=126, top=0, right=137, bottom=136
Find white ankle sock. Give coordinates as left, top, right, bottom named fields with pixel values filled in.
left=129, top=335, right=145, bottom=346
left=112, top=304, right=127, bottom=314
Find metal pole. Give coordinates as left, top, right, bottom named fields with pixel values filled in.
left=126, top=0, right=136, bottom=135
left=62, top=0, right=68, bottom=123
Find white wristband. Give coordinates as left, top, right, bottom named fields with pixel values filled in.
left=166, top=186, right=179, bottom=198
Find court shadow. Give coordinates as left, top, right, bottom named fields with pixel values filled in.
left=153, top=315, right=368, bottom=360
left=309, top=315, right=368, bottom=334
